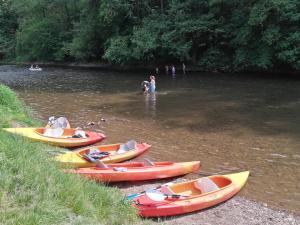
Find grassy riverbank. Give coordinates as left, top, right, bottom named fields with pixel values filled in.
left=0, top=85, right=139, bottom=225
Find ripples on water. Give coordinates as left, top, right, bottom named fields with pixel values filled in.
left=0, top=65, right=300, bottom=212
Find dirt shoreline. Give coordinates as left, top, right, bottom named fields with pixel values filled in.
left=117, top=180, right=299, bottom=225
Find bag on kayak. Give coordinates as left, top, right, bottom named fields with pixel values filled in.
left=86, top=148, right=110, bottom=160
left=72, top=130, right=87, bottom=138
left=47, top=116, right=70, bottom=129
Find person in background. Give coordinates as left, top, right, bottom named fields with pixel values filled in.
left=165, top=65, right=169, bottom=75
left=141, top=80, right=150, bottom=93
left=155, top=67, right=159, bottom=75
left=171, top=65, right=176, bottom=76
left=182, top=63, right=186, bottom=74
left=149, top=75, right=156, bottom=93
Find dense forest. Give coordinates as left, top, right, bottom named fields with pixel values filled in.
left=0, top=0, right=299, bottom=72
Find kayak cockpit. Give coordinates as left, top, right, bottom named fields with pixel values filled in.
left=168, top=176, right=232, bottom=196
left=35, top=128, right=89, bottom=139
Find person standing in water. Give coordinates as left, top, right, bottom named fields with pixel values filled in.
left=171, top=65, right=176, bottom=76
left=149, top=75, right=156, bottom=93
left=165, top=65, right=169, bottom=75
left=182, top=63, right=186, bottom=74
left=141, top=80, right=150, bottom=93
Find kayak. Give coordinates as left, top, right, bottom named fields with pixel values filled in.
left=3, top=127, right=106, bottom=147
left=129, top=171, right=249, bottom=217
left=55, top=141, right=151, bottom=168
left=29, top=68, right=42, bottom=71
left=66, top=160, right=200, bottom=182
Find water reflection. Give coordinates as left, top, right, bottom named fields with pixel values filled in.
left=144, top=92, right=157, bottom=117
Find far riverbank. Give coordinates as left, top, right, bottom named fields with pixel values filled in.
left=1, top=61, right=299, bottom=76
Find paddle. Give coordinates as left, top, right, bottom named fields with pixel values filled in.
left=82, top=154, right=97, bottom=162
left=82, top=154, right=110, bottom=168
left=127, top=182, right=173, bottom=200
left=145, top=190, right=189, bottom=201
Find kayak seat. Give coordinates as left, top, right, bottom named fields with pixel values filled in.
left=117, top=140, right=137, bottom=154
left=43, top=128, right=64, bottom=138
left=194, top=177, right=220, bottom=194
left=161, top=185, right=175, bottom=195
left=144, top=158, right=155, bottom=166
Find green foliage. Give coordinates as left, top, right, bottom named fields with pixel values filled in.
left=104, top=35, right=133, bottom=64
left=16, top=19, right=63, bottom=61
left=0, top=0, right=18, bottom=60
left=230, top=0, right=300, bottom=71
left=276, top=31, right=300, bottom=69
left=0, top=0, right=299, bottom=71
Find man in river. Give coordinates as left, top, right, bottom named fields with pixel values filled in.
left=182, top=63, right=186, bottom=74
left=141, top=75, right=156, bottom=93
left=171, top=65, right=176, bottom=76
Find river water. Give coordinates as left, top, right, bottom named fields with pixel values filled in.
left=0, top=65, right=299, bottom=212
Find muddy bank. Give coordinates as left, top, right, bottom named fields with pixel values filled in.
left=117, top=180, right=299, bottom=225
left=155, top=197, right=300, bottom=225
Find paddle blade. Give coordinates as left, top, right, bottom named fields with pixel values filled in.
left=145, top=190, right=166, bottom=201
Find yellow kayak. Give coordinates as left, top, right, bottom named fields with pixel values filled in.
left=3, top=127, right=106, bottom=147
left=55, top=141, right=151, bottom=168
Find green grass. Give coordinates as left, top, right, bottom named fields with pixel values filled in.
left=0, top=85, right=140, bottom=225
left=0, top=85, right=39, bottom=128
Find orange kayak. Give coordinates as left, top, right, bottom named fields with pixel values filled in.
left=66, top=160, right=200, bottom=182
left=55, top=141, right=151, bottom=168
left=130, top=171, right=249, bottom=217
left=3, top=127, right=106, bottom=147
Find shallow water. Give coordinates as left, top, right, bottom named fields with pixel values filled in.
left=1, top=65, right=299, bottom=212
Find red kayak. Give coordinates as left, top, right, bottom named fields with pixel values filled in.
left=66, top=160, right=200, bottom=182
left=130, top=171, right=249, bottom=217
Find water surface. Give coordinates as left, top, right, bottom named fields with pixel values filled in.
left=1, top=65, right=299, bottom=212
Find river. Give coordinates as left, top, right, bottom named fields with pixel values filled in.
left=0, top=65, right=299, bottom=212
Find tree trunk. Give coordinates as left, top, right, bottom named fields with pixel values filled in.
left=160, top=0, right=164, bottom=13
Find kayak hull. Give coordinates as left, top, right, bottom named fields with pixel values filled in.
left=3, top=128, right=106, bottom=147
left=55, top=143, right=151, bottom=168
left=132, top=171, right=249, bottom=217
left=67, top=161, right=200, bottom=182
